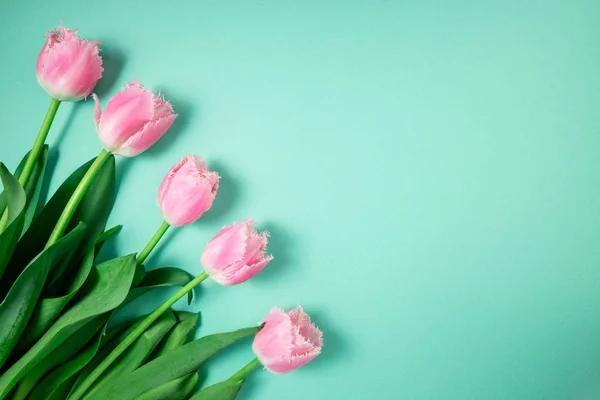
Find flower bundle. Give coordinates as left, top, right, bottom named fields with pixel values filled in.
left=0, top=26, right=323, bottom=400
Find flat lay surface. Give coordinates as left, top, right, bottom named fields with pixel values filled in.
left=1, top=1, right=600, bottom=398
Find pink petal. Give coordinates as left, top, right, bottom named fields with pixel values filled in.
left=97, top=82, right=156, bottom=150
left=92, top=93, right=102, bottom=130
left=115, top=113, right=177, bottom=157
left=157, top=155, right=219, bottom=226
left=201, top=222, right=248, bottom=274
left=253, top=306, right=323, bottom=374
left=224, top=254, right=273, bottom=286
left=253, top=308, right=295, bottom=360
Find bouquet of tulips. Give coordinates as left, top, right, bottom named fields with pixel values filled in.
left=0, top=26, right=323, bottom=400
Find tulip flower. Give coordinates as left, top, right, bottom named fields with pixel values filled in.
left=157, top=155, right=220, bottom=227
left=252, top=306, right=323, bottom=374
left=45, top=81, right=177, bottom=248
left=201, top=219, right=273, bottom=286
left=68, top=220, right=273, bottom=400
left=93, top=81, right=177, bottom=157
left=36, top=26, right=103, bottom=101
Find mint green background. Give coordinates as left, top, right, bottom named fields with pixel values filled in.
left=1, top=1, right=600, bottom=399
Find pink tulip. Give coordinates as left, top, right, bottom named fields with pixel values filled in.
left=157, top=155, right=220, bottom=226
left=253, top=307, right=323, bottom=374
left=36, top=26, right=103, bottom=101
left=200, top=219, right=273, bottom=285
left=92, top=81, right=177, bottom=157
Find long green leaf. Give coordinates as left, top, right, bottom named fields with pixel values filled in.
left=149, top=311, right=199, bottom=361
left=189, top=377, right=246, bottom=400
left=0, top=222, right=87, bottom=369
left=0, top=164, right=26, bottom=281
left=0, top=254, right=137, bottom=399
left=94, top=225, right=122, bottom=257
left=86, top=325, right=261, bottom=400
left=81, top=310, right=177, bottom=399
left=21, top=145, right=49, bottom=235
left=28, top=315, right=141, bottom=400
left=68, top=314, right=150, bottom=397
left=1, top=155, right=115, bottom=296
left=0, top=146, right=48, bottom=233
left=21, top=226, right=123, bottom=355
left=16, top=247, right=95, bottom=353
left=0, top=158, right=92, bottom=292
left=47, top=375, right=77, bottom=400
left=11, top=317, right=106, bottom=400
left=22, top=223, right=121, bottom=354
left=134, top=373, right=199, bottom=400
left=129, top=267, right=195, bottom=304
left=30, top=273, right=197, bottom=400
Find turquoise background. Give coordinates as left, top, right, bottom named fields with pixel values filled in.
left=1, top=1, right=600, bottom=399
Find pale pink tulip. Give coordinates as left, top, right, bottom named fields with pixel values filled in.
left=201, top=219, right=273, bottom=285
left=157, top=155, right=219, bottom=226
left=253, top=307, right=323, bottom=374
left=92, top=81, right=177, bottom=156
left=36, top=26, right=103, bottom=101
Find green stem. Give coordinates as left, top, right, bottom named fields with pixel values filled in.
left=45, top=149, right=111, bottom=248
left=0, top=98, right=60, bottom=231
left=231, top=358, right=262, bottom=381
left=137, top=220, right=170, bottom=266
left=68, top=271, right=210, bottom=400
left=19, top=98, right=61, bottom=188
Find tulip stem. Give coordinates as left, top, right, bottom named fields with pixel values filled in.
left=0, top=98, right=60, bottom=232
left=231, top=358, right=262, bottom=381
left=45, top=149, right=111, bottom=248
left=68, top=271, right=210, bottom=400
left=137, top=220, right=170, bottom=266
left=20, top=98, right=61, bottom=188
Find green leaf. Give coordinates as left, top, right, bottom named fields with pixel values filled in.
left=0, top=222, right=87, bottom=369
left=130, top=267, right=195, bottom=305
left=68, top=315, right=149, bottom=397
left=94, top=225, right=122, bottom=257
left=0, top=158, right=91, bottom=291
left=30, top=269, right=198, bottom=400
left=27, top=315, right=144, bottom=400
left=18, top=223, right=124, bottom=356
left=133, top=373, right=199, bottom=400
left=15, top=222, right=122, bottom=355
left=0, top=164, right=26, bottom=281
left=11, top=317, right=106, bottom=400
left=149, top=311, right=199, bottom=361
left=1, top=155, right=115, bottom=297
left=28, top=315, right=130, bottom=400
left=80, top=310, right=177, bottom=399
left=47, top=375, right=77, bottom=400
left=189, top=377, right=246, bottom=400
left=0, top=254, right=137, bottom=399
left=86, top=325, right=261, bottom=400
left=15, top=247, right=96, bottom=353
left=0, top=145, right=48, bottom=232
left=132, top=263, right=146, bottom=288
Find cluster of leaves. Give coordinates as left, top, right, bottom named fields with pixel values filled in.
left=0, top=150, right=258, bottom=400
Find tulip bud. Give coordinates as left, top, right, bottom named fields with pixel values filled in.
left=252, top=307, right=323, bottom=374
left=200, top=219, right=273, bottom=286
left=157, top=155, right=219, bottom=226
left=36, top=26, right=103, bottom=101
left=92, top=81, right=177, bottom=157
